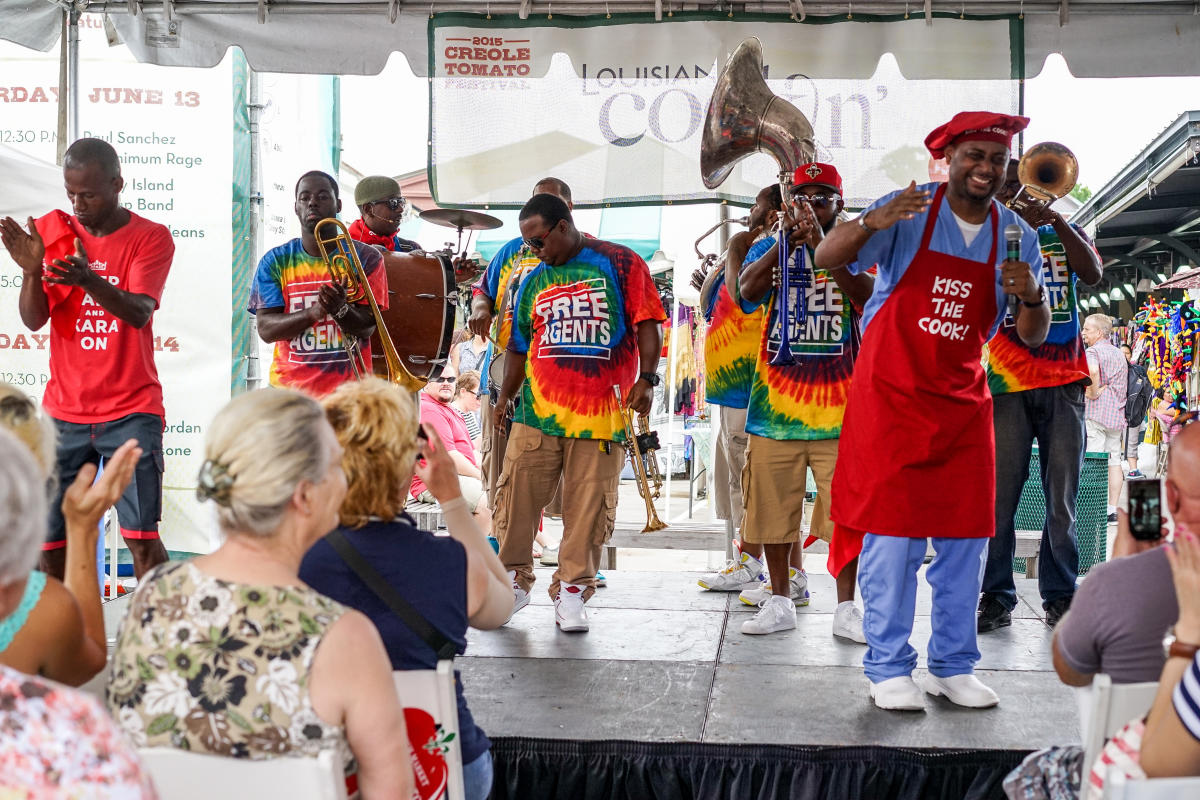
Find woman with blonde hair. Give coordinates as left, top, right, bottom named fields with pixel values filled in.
left=0, top=382, right=130, bottom=686
left=107, top=388, right=412, bottom=798
left=300, top=377, right=512, bottom=800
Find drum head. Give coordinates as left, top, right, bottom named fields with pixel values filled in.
left=369, top=251, right=455, bottom=383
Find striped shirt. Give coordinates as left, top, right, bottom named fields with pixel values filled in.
left=1085, top=339, right=1127, bottom=431
left=1173, top=651, right=1200, bottom=740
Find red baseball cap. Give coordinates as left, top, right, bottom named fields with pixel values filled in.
left=924, top=111, right=1030, bottom=159
left=791, top=162, right=843, bottom=195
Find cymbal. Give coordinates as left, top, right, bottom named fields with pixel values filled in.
left=420, top=208, right=503, bottom=231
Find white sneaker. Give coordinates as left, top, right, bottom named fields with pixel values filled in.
left=539, top=543, right=560, bottom=566
left=554, top=583, right=589, bottom=632
left=869, top=676, right=926, bottom=711
left=698, top=551, right=765, bottom=591
left=832, top=601, right=866, bottom=643
left=740, top=594, right=797, bottom=635
left=921, top=673, right=999, bottom=708
left=739, top=568, right=810, bottom=607
left=507, top=571, right=530, bottom=624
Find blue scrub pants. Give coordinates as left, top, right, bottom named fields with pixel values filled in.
left=858, top=534, right=988, bottom=683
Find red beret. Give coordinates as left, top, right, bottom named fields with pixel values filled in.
left=791, top=162, right=843, bottom=195
left=924, top=111, right=1030, bottom=159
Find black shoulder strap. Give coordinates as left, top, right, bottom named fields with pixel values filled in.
left=325, top=530, right=458, bottom=660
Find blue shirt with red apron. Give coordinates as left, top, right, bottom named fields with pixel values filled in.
left=828, top=183, right=1042, bottom=565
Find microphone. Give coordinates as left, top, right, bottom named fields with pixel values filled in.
left=1004, top=224, right=1022, bottom=316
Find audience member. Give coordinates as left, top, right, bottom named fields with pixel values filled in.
left=1082, top=314, right=1127, bottom=521
left=452, top=369, right=484, bottom=450
left=300, top=377, right=512, bottom=800
left=0, top=383, right=136, bottom=686
left=1121, top=344, right=1145, bottom=477
left=451, top=327, right=489, bottom=375
left=410, top=364, right=492, bottom=531
left=0, top=428, right=156, bottom=798
left=106, top=388, right=412, bottom=797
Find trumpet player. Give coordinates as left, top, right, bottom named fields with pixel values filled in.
left=249, top=170, right=388, bottom=398
left=978, top=156, right=1102, bottom=634
left=491, top=193, right=666, bottom=633
left=730, top=163, right=873, bottom=639
left=815, top=111, right=1047, bottom=712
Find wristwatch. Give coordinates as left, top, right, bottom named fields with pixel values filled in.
left=856, top=212, right=877, bottom=234
left=639, top=371, right=661, bottom=387
left=1021, top=284, right=1047, bottom=308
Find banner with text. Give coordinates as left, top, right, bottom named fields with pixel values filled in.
left=0, top=19, right=234, bottom=555
left=429, top=14, right=1019, bottom=209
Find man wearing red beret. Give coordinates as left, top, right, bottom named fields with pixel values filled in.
left=815, top=111, right=1051, bottom=711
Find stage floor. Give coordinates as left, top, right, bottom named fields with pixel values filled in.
left=458, top=559, right=1079, bottom=751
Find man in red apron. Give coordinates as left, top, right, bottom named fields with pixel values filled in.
left=814, top=112, right=1051, bottom=711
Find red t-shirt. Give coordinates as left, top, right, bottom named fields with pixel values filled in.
left=410, top=391, right=477, bottom=499
left=36, top=211, right=173, bottom=423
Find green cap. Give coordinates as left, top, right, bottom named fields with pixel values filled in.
left=354, top=175, right=402, bottom=206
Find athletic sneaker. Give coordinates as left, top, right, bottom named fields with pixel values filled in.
left=554, top=583, right=589, bottom=632
left=539, top=543, right=560, bottom=566
left=698, top=551, right=765, bottom=591
left=595, top=571, right=607, bottom=587
left=1127, top=469, right=1144, bottom=478
left=832, top=601, right=866, bottom=643
left=741, top=594, right=797, bottom=635
left=739, top=568, right=809, bottom=607
left=507, top=570, right=530, bottom=623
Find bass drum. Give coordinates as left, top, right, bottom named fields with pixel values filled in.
left=369, top=250, right=456, bottom=383
left=486, top=347, right=505, bottom=395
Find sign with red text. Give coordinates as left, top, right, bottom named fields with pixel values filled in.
left=429, top=15, right=1019, bottom=209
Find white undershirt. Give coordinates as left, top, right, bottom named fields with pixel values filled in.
left=952, top=212, right=985, bottom=246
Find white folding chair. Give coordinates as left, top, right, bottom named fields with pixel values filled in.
left=1103, top=766, right=1200, bottom=799
left=138, top=747, right=347, bottom=800
left=1082, top=674, right=1160, bottom=778
left=393, top=660, right=466, bottom=800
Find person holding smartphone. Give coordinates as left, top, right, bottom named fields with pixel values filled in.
left=1050, top=420, right=1200, bottom=688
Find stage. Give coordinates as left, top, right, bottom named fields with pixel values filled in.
left=457, top=560, right=1078, bottom=799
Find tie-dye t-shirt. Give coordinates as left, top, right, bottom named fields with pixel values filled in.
left=248, top=237, right=387, bottom=398
left=704, top=237, right=770, bottom=410
left=508, top=239, right=667, bottom=442
left=739, top=238, right=861, bottom=440
left=475, top=236, right=542, bottom=350
left=987, top=223, right=1093, bottom=394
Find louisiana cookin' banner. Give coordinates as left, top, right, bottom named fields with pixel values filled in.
left=429, top=13, right=1021, bottom=209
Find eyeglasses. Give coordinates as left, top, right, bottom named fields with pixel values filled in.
left=522, top=219, right=561, bottom=250
left=373, top=197, right=406, bottom=213
left=792, top=192, right=839, bottom=209
left=430, top=376, right=457, bottom=384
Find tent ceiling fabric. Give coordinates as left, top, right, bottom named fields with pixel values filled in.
left=4, top=1, right=1200, bottom=78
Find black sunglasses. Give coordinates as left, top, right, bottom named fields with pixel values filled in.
left=523, top=218, right=562, bottom=250
left=429, top=375, right=457, bottom=384
left=373, top=197, right=406, bottom=212
left=792, top=192, right=839, bottom=209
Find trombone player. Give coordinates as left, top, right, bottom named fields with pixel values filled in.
left=249, top=170, right=389, bottom=398
left=978, top=151, right=1102, bottom=634
left=491, top=193, right=666, bottom=633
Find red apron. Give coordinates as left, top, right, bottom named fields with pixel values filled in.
left=830, top=184, right=1000, bottom=551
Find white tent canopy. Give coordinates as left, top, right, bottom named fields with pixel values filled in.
left=3, top=1, right=1200, bottom=78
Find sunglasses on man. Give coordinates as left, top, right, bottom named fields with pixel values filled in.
left=522, top=218, right=563, bottom=250
left=429, top=375, right=457, bottom=384
left=372, top=197, right=406, bottom=213
left=791, top=192, right=840, bottom=209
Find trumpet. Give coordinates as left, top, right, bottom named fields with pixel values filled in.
left=612, top=385, right=668, bottom=534
left=313, top=218, right=424, bottom=392
left=1007, top=142, right=1078, bottom=215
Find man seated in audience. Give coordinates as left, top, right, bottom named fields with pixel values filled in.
left=301, top=377, right=512, bottom=800
left=411, top=364, right=492, bottom=532
left=0, top=382, right=132, bottom=686
left=1051, top=422, right=1197, bottom=687
left=0, top=428, right=156, bottom=798
left=107, top=388, right=412, bottom=798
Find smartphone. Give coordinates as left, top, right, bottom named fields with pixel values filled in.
left=1126, top=478, right=1162, bottom=541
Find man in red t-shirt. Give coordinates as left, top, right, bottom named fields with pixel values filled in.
left=410, top=363, right=492, bottom=532
left=1, top=138, right=174, bottom=579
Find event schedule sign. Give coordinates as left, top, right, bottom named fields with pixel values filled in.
left=0, top=18, right=233, bottom=555
left=429, top=14, right=1020, bottom=209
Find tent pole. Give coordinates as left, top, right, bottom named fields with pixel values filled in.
left=67, top=7, right=80, bottom=144
left=664, top=298, right=679, bottom=521
left=246, top=69, right=264, bottom=390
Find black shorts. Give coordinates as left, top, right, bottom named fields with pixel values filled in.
left=45, top=413, right=164, bottom=551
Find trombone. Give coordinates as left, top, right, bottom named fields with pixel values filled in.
left=612, top=385, right=668, bottom=534
left=313, top=218, right=424, bottom=392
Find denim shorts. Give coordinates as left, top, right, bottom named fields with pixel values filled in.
left=45, top=413, right=164, bottom=550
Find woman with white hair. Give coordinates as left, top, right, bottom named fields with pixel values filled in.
left=107, top=388, right=413, bottom=797
left=0, top=382, right=122, bottom=686
left=0, top=427, right=156, bottom=797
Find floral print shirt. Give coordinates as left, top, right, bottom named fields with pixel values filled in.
left=0, top=664, right=157, bottom=799
left=106, top=561, right=349, bottom=766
